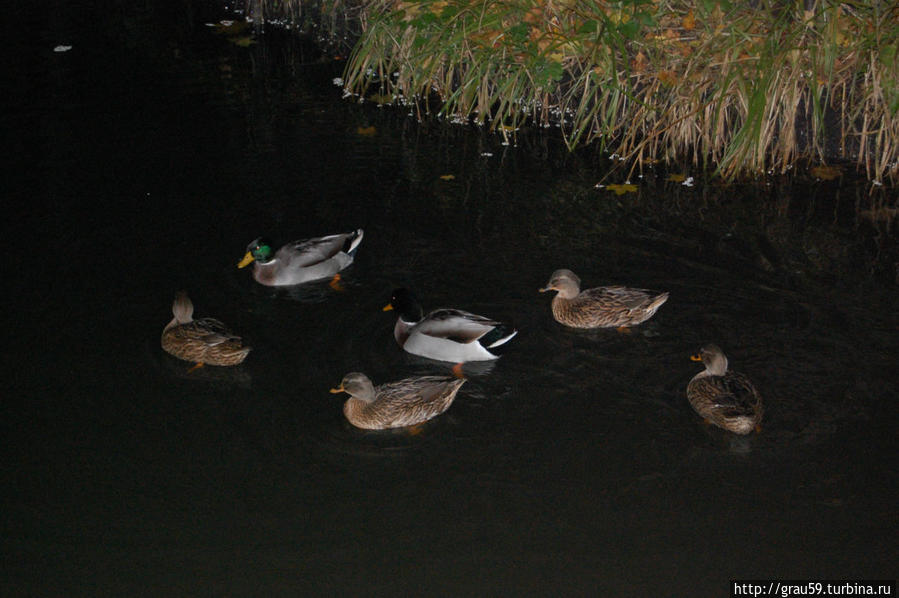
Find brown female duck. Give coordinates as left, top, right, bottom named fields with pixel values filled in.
left=687, top=344, right=763, bottom=435
left=539, top=269, right=669, bottom=329
left=329, top=372, right=465, bottom=430
left=161, top=292, right=251, bottom=367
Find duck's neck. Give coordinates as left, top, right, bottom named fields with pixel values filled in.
left=690, top=369, right=712, bottom=382
left=163, top=317, right=181, bottom=333
left=343, top=397, right=371, bottom=426
left=253, top=259, right=279, bottom=284
left=394, top=318, right=414, bottom=346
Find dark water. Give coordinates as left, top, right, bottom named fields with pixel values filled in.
left=4, top=3, right=897, bottom=595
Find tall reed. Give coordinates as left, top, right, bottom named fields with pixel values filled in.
left=255, top=0, right=899, bottom=182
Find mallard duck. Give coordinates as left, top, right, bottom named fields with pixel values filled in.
left=687, top=344, right=763, bottom=435
left=330, top=372, right=466, bottom=430
left=539, top=269, right=669, bottom=329
left=383, top=288, right=517, bottom=362
left=237, top=229, right=363, bottom=286
left=161, top=292, right=251, bottom=366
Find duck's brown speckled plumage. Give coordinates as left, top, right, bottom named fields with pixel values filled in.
left=161, top=292, right=251, bottom=366
left=687, top=344, right=763, bottom=435
left=330, top=372, right=465, bottom=430
left=540, top=269, right=669, bottom=328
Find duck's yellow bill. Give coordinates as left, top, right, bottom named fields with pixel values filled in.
left=382, top=303, right=394, bottom=311
left=690, top=354, right=703, bottom=361
left=329, top=386, right=345, bottom=394
left=237, top=252, right=255, bottom=268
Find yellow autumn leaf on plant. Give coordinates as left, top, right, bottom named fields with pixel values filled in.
left=657, top=70, right=678, bottom=86
left=810, top=164, right=843, bottom=180
left=607, top=183, right=638, bottom=195
left=356, top=126, right=377, bottom=136
left=439, top=174, right=455, bottom=181
left=666, top=173, right=686, bottom=182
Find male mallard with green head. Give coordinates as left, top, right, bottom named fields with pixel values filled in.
left=383, top=288, right=517, bottom=362
left=237, top=229, right=363, bottom=286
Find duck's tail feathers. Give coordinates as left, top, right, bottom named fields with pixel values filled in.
left=648, top=292, right=670, bottom=311
left=480, top=324, right=518, bottom=349
left=344, top=229, right=364, bottom=257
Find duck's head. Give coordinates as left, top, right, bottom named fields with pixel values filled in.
left=329, top=372, right=376, bottom=403
left=383, top=288, right=424, bottom=322
left=170, top=291, right=195, bottom=324
left=539, top=269, right=581, bottom=298
left=237, top=238, right=275, bottom=268
left=690, top=344, right=729, bottom=376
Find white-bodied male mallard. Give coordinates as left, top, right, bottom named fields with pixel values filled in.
left=330, top=372, right=466, bottom=430
left=539, top=269, right=669, bottom=329
left=237, top=229, right=363, bottom=286
left=383, top=288, right=517, bottom=362
left=687, top=344, right=763, bottom=435
left=161, top=291, right=251, bottom=367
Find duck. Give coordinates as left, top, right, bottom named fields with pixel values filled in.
left=161, top=291, right=251, bottom=367
left=383, top=288, right=517, bottom=362
left=330, top=372, right=466, bottom=430
left=237, top=229, right=363, bottom=286
left=686, top=344, right=763, bottom=435
left=539, top=269, right=669, bottom=329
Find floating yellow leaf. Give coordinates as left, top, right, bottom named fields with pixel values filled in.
left=666, top=173, right=686, bottom=182
left=356, top=126, right=377, bottom=136
left=439, top=174, right=455, bottom=181
left=230, top=36, right=255, bottom=47
left=607, top=183, right=638, bottom=195
left=810, top=164, right=843, bottom=180
left=214, top=20, right=250, bottom=35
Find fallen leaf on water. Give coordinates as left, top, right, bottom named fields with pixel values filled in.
left=810, top=164, right=843, bottom=180
left=607, top=183, right=637, bottom=195
left=666, top=173, right=686, bottom=182
left=53, top=45, right=73, bottom=53
left=215, top=20, right=249, bottom=35
left=439, top=174, right=455, bottom=181
left=356, top=126, right=377, bottom=136
left=230, top=36, right=255, bottom=47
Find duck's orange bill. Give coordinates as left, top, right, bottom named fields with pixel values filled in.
left=382, top=303, right=394, bottom=311
left=329, top=386, right=345, bottom=394
left=237, top=252, right=255, bottom=268
left=690, top=354, right=703, bottom=361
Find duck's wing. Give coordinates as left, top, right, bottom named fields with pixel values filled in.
left=706, top=372, right=760, bottom=416
left=593, top=285, right=665, bottom=310
left=377, top=376, right=464, bottom=425
left=193, top=318, right=242, bottom=345
left=280, top=232, right=357, bottom=268
left=414, top=309, right=501, bottom=343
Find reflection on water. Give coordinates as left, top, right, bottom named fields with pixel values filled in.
left=4, top=1, right=897, bottom=594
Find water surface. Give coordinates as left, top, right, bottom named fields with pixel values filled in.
left=4, top=3, right=897, bottom=595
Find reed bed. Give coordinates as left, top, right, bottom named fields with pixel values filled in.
left=248, top=0, right=899, bottom=182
